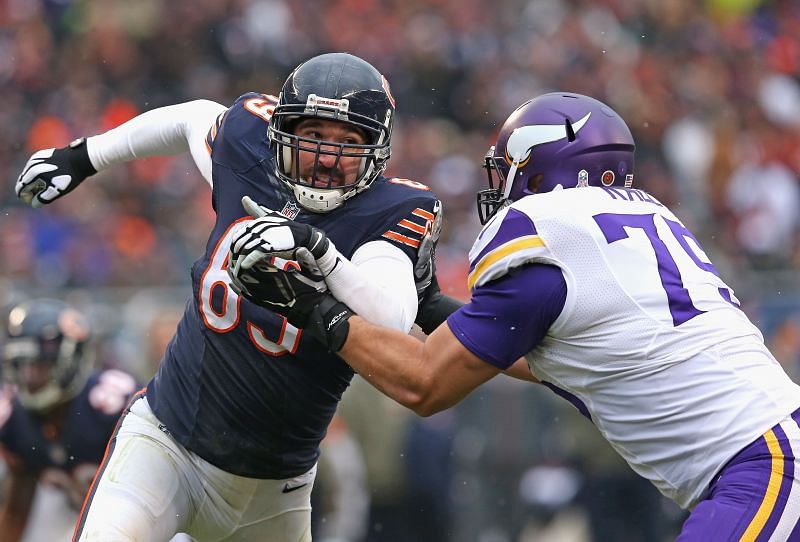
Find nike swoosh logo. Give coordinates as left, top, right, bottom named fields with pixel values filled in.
left=505, top=112, right=591, bottom=163
left=282, top=482, right=308, bottom=493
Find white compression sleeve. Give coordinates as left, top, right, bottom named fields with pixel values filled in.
left=324, top=240, right=418, bottom=332
left=85, top=99, right=226, bottom=186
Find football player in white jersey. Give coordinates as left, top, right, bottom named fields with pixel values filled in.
left=230, top=93, right=800, bottom=540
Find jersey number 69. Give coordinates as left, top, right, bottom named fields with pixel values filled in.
left=198, top=218, right=302, bottom=356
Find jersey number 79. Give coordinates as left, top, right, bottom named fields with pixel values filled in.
left=594, top=212, right=739, bottom=327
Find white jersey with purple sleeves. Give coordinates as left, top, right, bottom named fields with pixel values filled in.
left=460, top=186, right=800, bottom=508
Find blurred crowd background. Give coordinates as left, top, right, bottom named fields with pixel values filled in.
left=0, top=0, right=799, bottom=540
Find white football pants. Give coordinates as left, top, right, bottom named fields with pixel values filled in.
left=73, top=395, right=315, bottom=542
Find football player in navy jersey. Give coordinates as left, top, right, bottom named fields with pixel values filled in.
left=0, top=299, right=139, bottom=542
left=14, top=53, right=461, bottom=541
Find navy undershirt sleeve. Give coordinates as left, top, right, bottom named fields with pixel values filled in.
left=446, top=263, right=567, bottom=370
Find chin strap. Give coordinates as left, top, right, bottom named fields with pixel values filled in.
left=502, top=150, right=525, bottom=201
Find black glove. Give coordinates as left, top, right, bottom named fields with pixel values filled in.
left=227, top=196, right=353, bottom=351
left=16, top=138, right=97, bottom=208
left=228, top=257, right=328, bottom=317
left=415, top=272, right=465, bottom=335
left=230, top=263, right=353, bottom=352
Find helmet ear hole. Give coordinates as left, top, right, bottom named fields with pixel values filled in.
left=528, top=173, right=544, bottom=194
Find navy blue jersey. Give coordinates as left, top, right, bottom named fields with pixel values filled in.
left=0, top=370, right=138, bottom=475
left=147, top=93, right=441, bottom=479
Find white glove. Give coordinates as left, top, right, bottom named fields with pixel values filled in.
left=230, top=196, right=341, bottom=278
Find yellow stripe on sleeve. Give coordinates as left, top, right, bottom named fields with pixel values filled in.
left=467, top=236, right=545, bottom=291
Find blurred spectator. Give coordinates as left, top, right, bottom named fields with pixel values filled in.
left=337, top=376, right=416, bottom=542
left=313, top=414, right=370, bottom=542
left=2, top=0, right=800, bottom=289
left=767, top=314, right=800, bottom=382
left=404, top=411, right=456, bottom=541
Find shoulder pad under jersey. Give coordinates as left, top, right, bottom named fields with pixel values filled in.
left=379, top=191, right=439, bottom=249
left=350, top=177, right=441, bottom=263
left=467, top=206, right=554, bottom=291
left=206, top=92, right=279, bottom=171
left=85, top=369, right=139, bottom=417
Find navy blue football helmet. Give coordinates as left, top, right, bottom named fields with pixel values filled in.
left=269, top=52, right=395, bottom=213
left=478, top=92, right=635, bottom=224
left=2, top=299, right=93, bottom=411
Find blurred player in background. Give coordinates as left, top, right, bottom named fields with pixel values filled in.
left=231, top=92, right=800, bottom=540
left=14, top=52, right=462, bottom=541
left=313, top=413, right=370, bottom=542
left=0, top=298, right=138, bottom=542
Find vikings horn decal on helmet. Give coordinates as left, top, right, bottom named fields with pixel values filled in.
left=2, top=299, right=93, bottom=412
left=269, top=53, right=395, bottom=213
left=477, top=92, right=635, bottom=224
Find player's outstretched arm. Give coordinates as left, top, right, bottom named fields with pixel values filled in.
left=228, top=234, right=529, bottom=394
left=16, top=100, right=226, bottom=208
left=339, top=316, right=501, bottom=416
left=504, top=359, right=539, bottom=383
left=86, top=100, right=225, bottom=185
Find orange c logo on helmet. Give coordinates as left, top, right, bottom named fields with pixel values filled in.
left=381, top=76, right=396, bottom=108
left=59, top=309, right=90, bottom=341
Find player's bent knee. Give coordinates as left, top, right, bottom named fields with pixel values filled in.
left=76, top=438, right=186, bottom=541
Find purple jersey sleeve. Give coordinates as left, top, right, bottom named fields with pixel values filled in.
left=446, top=263, right=567, bottom=370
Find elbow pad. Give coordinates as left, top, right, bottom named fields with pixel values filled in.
left=415, top=274, right=464, bottom=335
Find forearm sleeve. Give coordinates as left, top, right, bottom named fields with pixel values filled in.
left=86, top=99, right=226, bottom=185
left=324, top=241, right=418, bottom=332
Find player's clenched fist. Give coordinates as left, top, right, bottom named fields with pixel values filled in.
left=16, top=138, right=97, bottom=208
left=229, top=196, right=341, bottom=279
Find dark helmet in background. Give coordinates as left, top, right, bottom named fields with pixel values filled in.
left=477, top=92, right=635, bottom=224
left=2, top=299, right=93, bottom=412
left=269, top=52, right=395, bottom=213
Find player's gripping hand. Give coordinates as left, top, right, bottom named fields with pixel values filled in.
left=227, top=248, right=352, bottom=352
left=228, top=259, right=352, bottom=351
left=228, top=196, right=352, bottom=350
left=228, top=255, right=327, bottom=315
left=15, top=138, right=97, bottom=208
left=229, top=196, right=343, bottom=279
